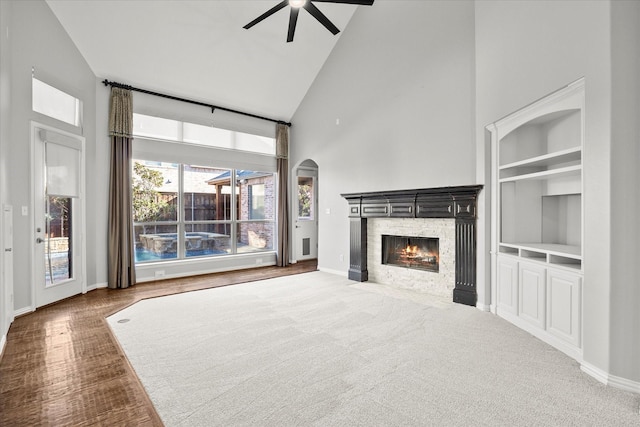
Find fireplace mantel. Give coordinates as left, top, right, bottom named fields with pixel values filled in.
left=341, top=185, right=483, bottom=306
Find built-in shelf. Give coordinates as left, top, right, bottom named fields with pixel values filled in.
left=491, top=78, right=585, bottom=359
left=499, top=164, right=581, bottom=183
left=500, top=146, right=581, bottom=171
left=500, top=242, right=581, bottom=258
left=499, top=242, right=582, bottom=270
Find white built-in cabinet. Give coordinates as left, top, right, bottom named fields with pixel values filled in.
left=489, top=78, right=584, bottom=361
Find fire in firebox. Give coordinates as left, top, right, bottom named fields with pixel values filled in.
left=382, top=235, right=439, bottom=272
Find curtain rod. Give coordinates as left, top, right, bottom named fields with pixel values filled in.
left=102, top=79, right=292, bottom=127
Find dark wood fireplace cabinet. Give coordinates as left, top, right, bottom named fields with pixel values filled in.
left=341, top=185, right=483, bottom=307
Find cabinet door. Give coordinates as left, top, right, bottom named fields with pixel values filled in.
left=518, top=262, right=546, bottom=329
left=497, top=256, right=518, bottom=315
left=547, top=268, right=581, bottom=348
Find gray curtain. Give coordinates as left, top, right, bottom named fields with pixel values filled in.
left=107, top=87, right=136, bottom=289
left=276, top=124, right=290, bottom=267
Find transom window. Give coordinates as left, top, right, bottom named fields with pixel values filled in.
left=133, top=113, right=275, bottom=155
left=32, top=77, right=82, bottom=127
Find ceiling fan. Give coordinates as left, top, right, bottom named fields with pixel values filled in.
left=244, top=0, right=375, bottom=43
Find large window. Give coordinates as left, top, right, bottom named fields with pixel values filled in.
left=133, top=161, right=275, bottom=263
left=131, top=113, right=277, bottom=264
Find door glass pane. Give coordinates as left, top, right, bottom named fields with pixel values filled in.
left=45, top=196, right=71, bottom=286
left=298, top=176, right=314, bottom=220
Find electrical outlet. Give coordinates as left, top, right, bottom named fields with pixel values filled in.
left=256, top=258, right=263, bottom=265
left=339, top=254, right=344, bottom=262
left=155, top=270, right=165, bottom=279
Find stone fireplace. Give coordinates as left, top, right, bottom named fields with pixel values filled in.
left=370, top=218, right=454, bottom=298
left=341, top=185, right=482, bottom=306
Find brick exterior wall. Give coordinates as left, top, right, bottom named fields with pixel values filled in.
left=239, top=175, right=275, bottom=250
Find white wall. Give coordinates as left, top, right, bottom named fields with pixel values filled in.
left=0, top=0, right=13, bottom=349
left=609, top=0, right=640, bottom=384
left=93, top=80, right=110, bottom=289
left=476, top=0, right=639, bottom=386
left=6, top=0, right=98, bottom=312
left=291, top=0, right=477, bottom=274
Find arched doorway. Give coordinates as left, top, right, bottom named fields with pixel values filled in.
left=293, top=159, right=318, bottom=262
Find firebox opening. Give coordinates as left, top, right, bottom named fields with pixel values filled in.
left=382, top=235, right=439, bottom=273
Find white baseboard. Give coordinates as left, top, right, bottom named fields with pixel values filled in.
left=496, top=310, right=583, bottom=362
left=580, top=361, right=609, bottom=385
left=318, top=267, right=348, bottom=277
left=14, top=306, right=34, bottom=318
left=0, top=334, right=6, bottom=359
left=476, top=303, right=491, bottom=312
left=608, top=373, right=640, bottom=394
left=136, top=261, right=277, bottom=283
left=87, top=282, right=108, bottom=291
left=581, top=362, right=640, bottom=394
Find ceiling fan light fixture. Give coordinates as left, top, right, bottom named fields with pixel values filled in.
left=289, top=0, right=306, bottom=8
left=244, top=0, right=374, bottom=43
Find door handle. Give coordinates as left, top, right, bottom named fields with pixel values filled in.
left=36, top=238, right=44, bottom=244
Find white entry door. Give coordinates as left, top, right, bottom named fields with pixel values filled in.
left=294, top=168, right=318, bottom=261
left=32, top=123, right=85, bottom=308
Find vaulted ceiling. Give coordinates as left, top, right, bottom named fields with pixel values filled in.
left=45, top=0, right=362, bottom=122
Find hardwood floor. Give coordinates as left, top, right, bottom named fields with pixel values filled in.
left=0, top=261, right=318, bottom=426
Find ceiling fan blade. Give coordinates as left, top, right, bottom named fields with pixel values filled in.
left=303, top=1, right=340, bottom=35
left=287, top=7, right=300, bottom=42
left=243, top=0, right=288, bottom=29
left=312, top=0, right=375, bottom=5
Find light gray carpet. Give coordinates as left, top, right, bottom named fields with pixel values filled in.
left=107, top=271, right=639, bottom=426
